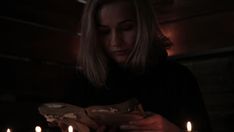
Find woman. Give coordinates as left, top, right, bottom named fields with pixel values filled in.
left=63, top=0, right=212, bottom=131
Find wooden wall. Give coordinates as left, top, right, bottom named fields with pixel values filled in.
left=176, top=51, right=234, bottom=132
left=0, top=0, right=233, bottom=131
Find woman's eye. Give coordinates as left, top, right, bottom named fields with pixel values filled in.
left=119, top=24, right=134, bottom=31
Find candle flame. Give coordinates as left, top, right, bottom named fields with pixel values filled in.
left=68, top=125, right=73, bottom=132
left=186, top=121, right=192, bottom=132
left=35, top=126, right=42, bottom=132
left=6, top=128, right=11, bottom=132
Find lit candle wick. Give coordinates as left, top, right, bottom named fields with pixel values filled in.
left=186, top=121, right=192, bottom=132
left=6, top=128, right=11, bottom=132
left=35, top=126, right=42, bottom=132
left=68, top=125, right=73, bottom=132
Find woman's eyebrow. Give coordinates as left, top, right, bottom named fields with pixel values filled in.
left=97, top=19, right=135, bottom=27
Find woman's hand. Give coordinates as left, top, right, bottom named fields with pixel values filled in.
left=120, top=113, right=181, bottom=132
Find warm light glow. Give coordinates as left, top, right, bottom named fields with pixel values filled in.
left=6, top=128, right=11, bottom=132
left=68, top=125, right=73, bottom=132
left=35, top=126, right=42, bottom=132
left=186, top=121, right=192, bottom=132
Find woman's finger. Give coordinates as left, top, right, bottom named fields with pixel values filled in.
left=129, top=114, right=162, bottom=126
left=57, top=120, right=68, bottom=132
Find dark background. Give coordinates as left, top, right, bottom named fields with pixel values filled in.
left=0, top=0, right=234, bottom=131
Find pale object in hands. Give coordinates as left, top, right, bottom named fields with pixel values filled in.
left=38, top=98, right=144, bottom=132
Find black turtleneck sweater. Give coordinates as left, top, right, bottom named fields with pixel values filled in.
left=63, top=60, right=212, bottom=132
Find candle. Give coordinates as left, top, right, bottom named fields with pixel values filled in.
left=68, top=125, right=73, bottom=132
left=35, top=126, right=42, bottom=132
left=186, top=121, right=192, bottom=132
left=6, top=128, right=11, bottom=132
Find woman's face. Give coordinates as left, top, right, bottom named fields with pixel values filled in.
left=97, top=1, right=137, bottom=64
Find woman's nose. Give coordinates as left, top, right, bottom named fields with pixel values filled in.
left=110, top=31, right=122, bottom=46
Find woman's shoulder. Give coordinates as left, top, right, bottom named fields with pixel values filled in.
left=161, top=59, right=194, bottom=76
left=154, top=59, right=198, bottom=84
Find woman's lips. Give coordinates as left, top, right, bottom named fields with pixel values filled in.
left=113, top=49, right=129, bottom=56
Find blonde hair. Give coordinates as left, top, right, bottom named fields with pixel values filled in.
left=78, top=0, right=170, bottom=87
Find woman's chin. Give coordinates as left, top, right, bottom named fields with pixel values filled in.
left=113, top=56, right=127, bottom=65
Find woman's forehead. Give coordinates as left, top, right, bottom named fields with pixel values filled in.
left=98, top=0, right=135, bottom=13
left=97, top=1, right=136, bottom=23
